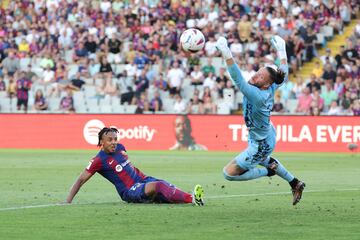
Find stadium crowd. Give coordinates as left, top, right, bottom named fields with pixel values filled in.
left=0, top=0, right=359, bottom=115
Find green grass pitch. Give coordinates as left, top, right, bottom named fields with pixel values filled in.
left=0, top=149, right=359, bottom=240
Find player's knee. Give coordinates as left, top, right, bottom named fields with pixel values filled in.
left=145, top=182, right=158, bottom=196
left=223, top=169, right=236, bottom=181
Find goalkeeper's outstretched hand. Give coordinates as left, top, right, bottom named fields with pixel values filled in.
left=270, top=35, right=287, bottom=61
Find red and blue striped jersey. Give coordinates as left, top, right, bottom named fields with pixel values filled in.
left=86, top=143, right=147, bottom=199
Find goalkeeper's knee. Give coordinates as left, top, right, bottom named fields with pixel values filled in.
left=223, top=169, right=238, bottom=181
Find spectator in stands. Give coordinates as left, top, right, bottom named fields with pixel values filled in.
left=121, top=86, right=134, bottom=105
left=279, top=77, right=295, bottom=103
left=98, top=56, right=113, bottom=81
left=190, top=64, right=204, bottom=86
left=149, top=91, right=163, bottom=113
left=342, top=40, right=359, bottom=65
left=153, top=73, right=168, bottom=91
left=134, top=51, right=150, bottom=76
left=42, top=65, right=55, bottom=85
left=173, top=93, right=187, bottom=114
left=84, top=34, right=98, bottom=59
left=59, top=88, right=75, bottom=113
left=187, top=92, right=204, bottom=114
left=69, top=72, right=86, bottom=91
left=222, top=80, right=235, bottom=110
left=273, top=95, right=285, bottom=113
left=167, top=61, right=184, bottom=96
left=203, top=72, right=217, bottom=91
left=334, top=76, right=345, bottom=98
left=311, top=62, right=323, bottom=79
left=303, top=27, right=317, bottom=61
left=327, top=101, right=342, bottom=115
left=306, top=74, right=321, bottom=93
left=16, top=71, right=31, bottom=112
left=296, top=87, right=313, bottom=114
left=134, top=92, right=149, bottom=114
left=33, top=89, right=48, bottom=111
left=352, top=100, right=360, bottom=116
left=237, top=14, right=252, bottom=43
left=108, top=33, right=122, bottom=64
left=321, top=80, right=338, bottom=111
left=202, top=94, right=217, bottom=114
left=311, top=90, right=325, bottom=112
left=322, top=63, right=337, bottom=83
left=320, top=48, right=336, bottom=67
left=0, top=76, right=5, bottom=91
left=135, top=69, right=149, bottom=98
left=201, top=58, right=216, bottom=77
left=2, top=51, right=19, bottom=76
left=73, top=42, right=88, bottom=63
left=204, top=36, right=217, bottom=57
left=230, top=37, right=243, bottom=58
left=6, top=75, right=16, bottom=98
left=340, top=90, right=352, bottom=113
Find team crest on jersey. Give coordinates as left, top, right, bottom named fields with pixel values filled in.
left=115, top=164, right=123, bottom=172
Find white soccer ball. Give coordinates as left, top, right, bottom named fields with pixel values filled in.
left=180, top=28, right=205, bottom=53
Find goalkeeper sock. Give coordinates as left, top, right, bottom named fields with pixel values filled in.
left=155, top=181, right=192, bottom=203
left=223, top=168, right=268, bottom=181
left=264, top=157, right=295, bottom=182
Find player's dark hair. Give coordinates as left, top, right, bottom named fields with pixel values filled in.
left=98, top=127, right=119, bottom=147
left=266, top=67, right=286, bottom=85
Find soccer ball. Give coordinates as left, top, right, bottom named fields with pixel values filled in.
left=180, top=28, right=205, bottom=53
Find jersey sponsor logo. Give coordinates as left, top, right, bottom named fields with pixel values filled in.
left=83, top=119, right=156, bottom=145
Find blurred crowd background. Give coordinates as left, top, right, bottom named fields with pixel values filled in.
left=0, top=0, right=359, bottom=115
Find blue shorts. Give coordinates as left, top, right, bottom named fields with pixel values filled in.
left=121, top=177, right=173, bottom=203
left=235, top=128, right=276, bottom=170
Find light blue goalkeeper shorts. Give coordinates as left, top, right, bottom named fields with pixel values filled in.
left=235, top=127, right=276, bottom=170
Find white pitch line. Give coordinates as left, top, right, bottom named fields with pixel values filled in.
left=0, top=188, right=359, bottom=212
left=207, top=188, right=360, bottom=199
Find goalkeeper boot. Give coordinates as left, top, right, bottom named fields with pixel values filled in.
left=292, top=180, right=306, bottom=206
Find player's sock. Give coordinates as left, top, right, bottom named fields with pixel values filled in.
left=223, top=168, right=268, bottom=181
left=155, top=181, right=192, bottom=203
left=267, top=157, right=295, bottom=182
left=289, top=178, right=299, bottom=189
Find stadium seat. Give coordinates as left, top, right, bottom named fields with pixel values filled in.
left=162, top=98, right=175, bottom=112
left=124, top=105, right=137, bottom=114
left=100, top=105, right=113, bottom=113
left=87, top=105, right=100, bottom=113
left=84, top=86, right=97, bottom=98
left=112, top=104, right=126, bottom=113
left=86, top=98, right=99, bottom=107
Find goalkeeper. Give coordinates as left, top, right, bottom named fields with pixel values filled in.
left=216, top=35, right=306, bottom=205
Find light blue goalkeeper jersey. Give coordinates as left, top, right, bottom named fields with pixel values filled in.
left=227, top=63, right=289, bottom=140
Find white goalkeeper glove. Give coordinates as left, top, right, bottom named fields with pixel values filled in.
left=270, top=35, right=287, bottom=61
